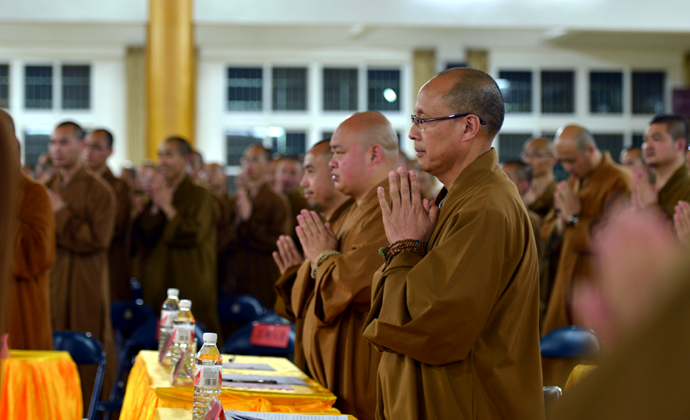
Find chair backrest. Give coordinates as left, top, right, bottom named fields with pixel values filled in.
left=53, top=331, right=106, bottom=365
left=111, top=301, right=157, bottom=335
left=53, top=331, right=106, bottom=420
left=124, top=318, right=160, bottom=352
left=540, top=325, right=600, bottom=359
left=222, top=321, right=295, bottom=356
left=217, top=294, right=266, bottom=324
left=255, top=309, right=291, bottom=325
left=543, top=386, right=562, bottom=420
left=130, top=277, right=143, bottom=301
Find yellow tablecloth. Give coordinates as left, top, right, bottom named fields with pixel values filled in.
left=120, top=350, right=340, bottom=420
left=153, top=407, right=358, bottom=420
left=0, top=350, right=83, bottom=420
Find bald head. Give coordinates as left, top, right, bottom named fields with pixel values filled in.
left=436, top=67, right=505, bottom=139
left=524, top=137, right=554, bottom=155
left=330, top=111, right=399, bottom=201
left=555, top=125, right=598, bottom=152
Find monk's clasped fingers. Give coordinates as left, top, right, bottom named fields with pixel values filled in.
left=388, top=170, right=401, bottom=211
left=397, top=167, right=411, bottom=206
left=409, top=170, right=423, bottom=208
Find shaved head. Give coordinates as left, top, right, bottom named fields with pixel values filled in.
left=333, top=111, right=399, bottom=161
left=556, top=125, right=598, bottom=152
left=554, top=124, right=602, bottom=179
left=437, top=67, right=505, bottom=138
left=524, top=137, right=554, bottom=155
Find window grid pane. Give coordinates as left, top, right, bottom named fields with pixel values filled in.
left=0, top=65, right=8, bottom=108
left=632, top=133, right=645, bottom=148
left=272, top=67, right=307, bottom=111
left=590, top=71, right=622, bottom=114
left=499, top=71, right=532, bottom=113
left=323, top=68, right=358, bottom=111
left=226, top=134, right=261, bottom=166
left=24, top=132, right=50, bottom=167
left=25, top=66, right=53, bottom=109
left=498, top=133, right=532, bottom=162
left=367, top=69, right=400, bottom=112
left=271, top=131, right=306, bottom=156
left=593, top=134, right=624, bottom=163
left=541, top=71, right=574, bottom=114
left=227, top=67, right=263, bottom=111
left=632, top=71, right=665, bottom=114
left=62, top=65, right=90, bottom=109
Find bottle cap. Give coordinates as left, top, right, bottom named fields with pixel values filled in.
left=179, top=299, right=192, bottom=309
left=203, top=333, right=217, bottom=343
left=167, top=288, right=179, bottom=297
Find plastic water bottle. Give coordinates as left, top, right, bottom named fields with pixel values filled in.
left=170, top=299, right=196, bottom=380
left=193, top=333, right=223, bottom=420
left=158, top=288, right=180, bottom=363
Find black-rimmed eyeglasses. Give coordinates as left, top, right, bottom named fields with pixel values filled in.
left=410, top=113, right=487, bottom=129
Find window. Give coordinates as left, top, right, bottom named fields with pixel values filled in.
left=62, top=65, right=90, bottom=109
left=590, top=71, right=622, bottom=114
left=24, top=131, right=50, bottom=167
left=632, top=133, right=645, bottom=148
left=323, top=68, right=358, bottom=111
left=541, top=71, right=574, bottom=114
left=632, top=71, right=665, bottom=114
left=272, top=67, right=307, bottom=111
left=499, top=71, right=532, bottom=113
left=498, top=133, right=532, bottom=162
left=25, top=65, right=53, bottom=109
left=540, top=132, right=568, bottom=181
left=225, top=133, right=262, bottom=166
left=368, top=69, right=400, bottom=112
left=593, top=134, right=624, bottom=163
left=0, top=65, right=8, bottom=108
left=227, top=67, right=263, bottom=111
left=271, top=131, right=306, bottom=156
left=321, top=131, right=334, bottom=140
left=445, top=63, right=466, bottom=70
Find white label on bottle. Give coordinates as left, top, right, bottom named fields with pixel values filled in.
left=173, top=324, right=194, bottom=343
left=195, top=365, right=221, bottom=387
left=161, top=310, right=178, bottom=328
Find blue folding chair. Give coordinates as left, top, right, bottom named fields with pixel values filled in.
left=53, top=331, right=106, bottom=420
left=130, top=277, right=143, bottom=301
left=217, top=294, right=266, bottom=324
left=222, top=321, right=295, bottom=358
left=255, top=309, right=291, bottom=325
left=540, top=325, right=600, bottom=359
left=111, top=300, right=156, bottom=355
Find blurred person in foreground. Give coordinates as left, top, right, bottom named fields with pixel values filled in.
left=5, top=110, right=55, bottom=350
left=540, top=124, right=631, bottom=388
left=84, top=128, right=132, bottom=302
left=363, top=68, right=544, bottom=420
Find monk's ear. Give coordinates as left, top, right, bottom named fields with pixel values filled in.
left=676, top=138, right=687, bottom=154
left=368, top=144, right=383, bottom=167
left=460, top=115, right=481, bottom=143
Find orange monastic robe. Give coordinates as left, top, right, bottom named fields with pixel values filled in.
left=9, top=173, right=55, bottom=350
left=363, top=149, right=544, bottom=420
left=102, top=167, right=132, bottom=302
left=540, top=152, right=631, bottom=387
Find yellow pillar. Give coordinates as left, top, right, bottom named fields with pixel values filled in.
left=466, top=49, right=489, bottom=73
left=412, top=49, right=437, bottom=108
left=126, top=46, right=147, bottom=165
left=147, top=0, right=195, bottom=160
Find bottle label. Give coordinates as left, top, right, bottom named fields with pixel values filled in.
left=161, top=310, right=178, bottom=328
left=173, top=324, right=194, bottom=343
left=194, top=365, right=221, bottom=387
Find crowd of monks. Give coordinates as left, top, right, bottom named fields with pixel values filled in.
left=3, top=66, right=690, bottom=419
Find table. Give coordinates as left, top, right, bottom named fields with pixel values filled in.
left=153, top=407, right=358, bottom=420
left=0, top=350, right=83, bottom=420
left=120, top=350, right=341, bottom=420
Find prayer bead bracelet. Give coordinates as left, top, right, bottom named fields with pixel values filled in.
left=310, top=250, right=342, bottom=279
left=379, top=239, right=428, bottom=269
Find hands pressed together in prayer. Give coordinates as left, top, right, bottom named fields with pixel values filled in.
left=674, top=201, right=690, bottom=246
left=296, top=209, right=338, bottom=262
left=554, top=181, right=581, bottom=233
left=272, top=235, right=305, bottom=275
left=151, top=174, right=177, bottom=220
left=632, top=169, right=658, bottom=210
left=235, top=189, right=253, bottom=223
left=378, top=167, right=440, bottom=244
left=48, top=190, right=66, bottom=213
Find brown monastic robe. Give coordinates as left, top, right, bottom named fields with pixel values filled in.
left=528, top=210, right=550, bottom=324
left=656, top=163, right=690, bottom=220
left=363, top=150, right=544, bottom=420
left=540, top=152, right=631, bottom=387
left=299, top=181, right=387, bottom=420
left=0, top=115, right=18, bottom=340
left=285, top=190, right=310, bottom=249
left=230, top=182, right=289, bottom=307
left=274, top=198, right=354, bottom=373
left=132, top=175, right=221, bottom=336
left=529, top=179, right=557, bottom=218
left=9, top=174, right=55, bottom=350
left=46, top=165, right=118, bottom=408
left=102, top=167, right=132, bottom=302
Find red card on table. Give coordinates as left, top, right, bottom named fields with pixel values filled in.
left=249, top=323, right=291, bottom=348
left=0, top=334, right=8, bottom=359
